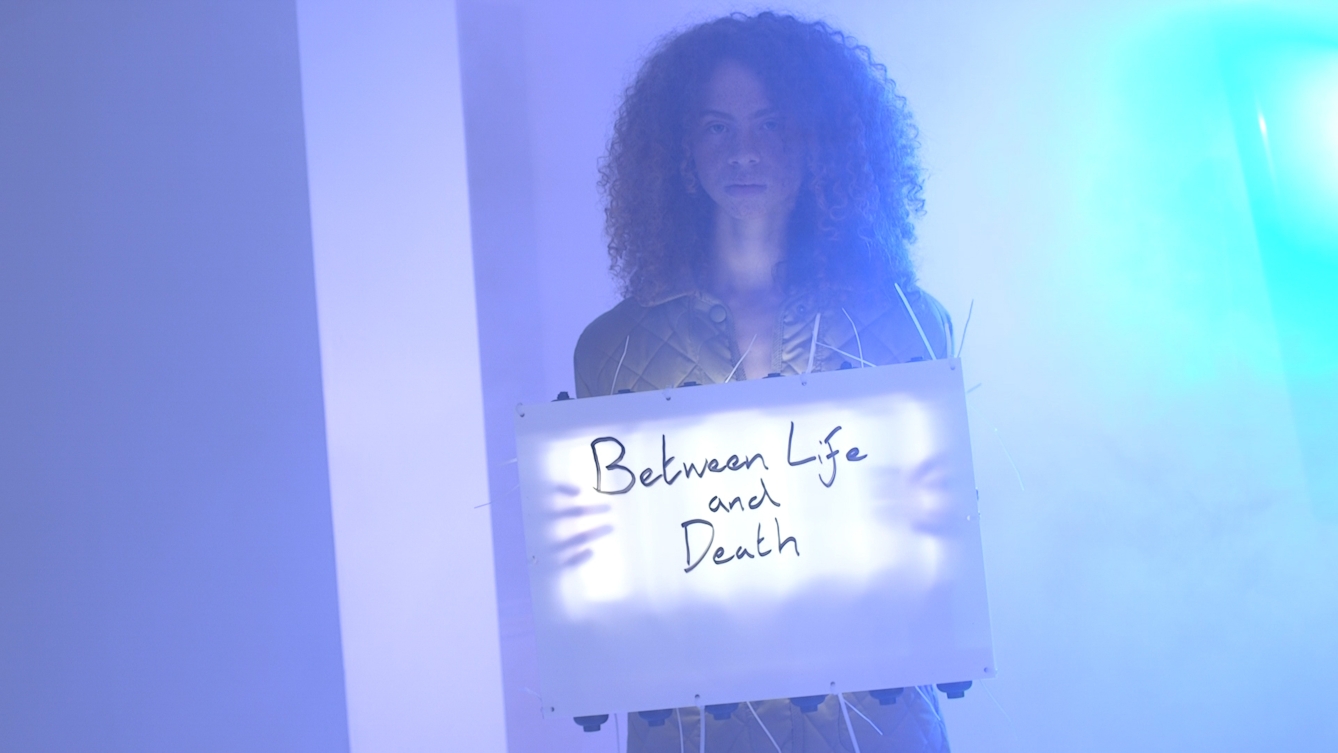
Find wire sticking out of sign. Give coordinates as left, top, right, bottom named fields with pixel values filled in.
left=609, top=335, right=630, bottom=396
left=894, top=282, right=936, bottom=360
left=843, top=697, right=883, bottom=735
left=697, top=696, right=706, bottom=753
left=956, top=299, right=975, bottom=359
left=824, top=344, right=876, bottom=368
left=841, top=307, right=865, bottom=367
left=746, top=700, right=783, bottom=752
left=835, top=684, right=864, bottom=753
left=806, top=312, right=822, bottom=373
left=725, top=333, right=759, bottom=383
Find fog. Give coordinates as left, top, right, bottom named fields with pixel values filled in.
left=2, top=1, right=1332, bottom=751
left=458, top=1, right=1338, bottom=751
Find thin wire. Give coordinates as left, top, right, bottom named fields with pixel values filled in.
left=724, top=333, right=758, bottom=383
left=970, top=400, right=1027, bottom=492
left=980, top=684, right=1026, bottom=750
left=981, top=684, right=1016, bottom=729
left=676, top=708, right=685, bottom=753
left=746, top=701, right=783, bottom=753
left=608, top=335, right=630, bottom=396
left=916, top=686, right=945, bottom=726
left=994, top=428, right=1026, bottom=491
left=520, top=685, right=543, bottom=714
left=841, top=308, right=865, bottom=367
left=837, top=690, right=863, bottom=753
left=806, top=312, right=822, bottom=373
left=843, top=696, right=883, bottom=735
left=957, top=299, right=975, bottom=359
left=894, top=282, right=936, bottom=360
left=824, top=344, right=876, bottom=368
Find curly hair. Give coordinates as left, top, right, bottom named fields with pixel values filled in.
left=600, top=11, right=925, bottom=304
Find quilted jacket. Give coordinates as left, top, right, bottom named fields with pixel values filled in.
left=574, top=284, right=953, bottom=398
left=572, top=284, right=956, bottom=752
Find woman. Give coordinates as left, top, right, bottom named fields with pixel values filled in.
left=574, top=12, right=955, bottom=752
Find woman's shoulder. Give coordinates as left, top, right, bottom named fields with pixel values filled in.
left=573, top=292, right=727, bottom=397
left=574, top=298, right=646, bottom=365
left=573, top=296, right=677, bottom=398
left=835, top=284, right=954, bottom=364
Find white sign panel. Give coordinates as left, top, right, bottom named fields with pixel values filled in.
left=515, top=358, right=994, bottom=717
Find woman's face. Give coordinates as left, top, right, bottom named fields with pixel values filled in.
left=689, top=60, right=805, bottom=223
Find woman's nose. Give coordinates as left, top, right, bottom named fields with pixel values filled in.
left=728, top=131, right=762, bottom=166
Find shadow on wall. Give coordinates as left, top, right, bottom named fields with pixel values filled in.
left=456, top=2, right=580, bottom=752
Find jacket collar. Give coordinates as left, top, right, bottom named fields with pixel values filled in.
left=642, top=281, right=821, bottom=314
left=643, top=280, right=706, bottom=308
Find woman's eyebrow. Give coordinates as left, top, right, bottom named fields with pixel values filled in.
left=697, top=107, right=779, bottom=120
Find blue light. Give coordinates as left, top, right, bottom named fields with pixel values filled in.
left=1219, top=12, right=1338, bottom=514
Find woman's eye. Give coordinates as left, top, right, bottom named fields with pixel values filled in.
left=760, top=119, right=780, bottom=132
left=707, top=123, right=727, bottom=135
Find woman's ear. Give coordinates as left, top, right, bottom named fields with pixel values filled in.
left=679, top=144, right=699, bottom=194
left=802, top=136, right=821, bottom=193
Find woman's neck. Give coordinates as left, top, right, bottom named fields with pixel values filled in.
left=706, top=208, right=788, bottom=380
left=707, top=209, right=787, bottom=298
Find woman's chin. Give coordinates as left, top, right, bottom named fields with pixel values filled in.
left=717, top=200, right=789, bottom=224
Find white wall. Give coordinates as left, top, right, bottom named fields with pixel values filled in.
left=0, top=3, right=512, bottom=750
left=0, top=2, right=349, bottom=750
left=296, top=2, right=509, bottom=751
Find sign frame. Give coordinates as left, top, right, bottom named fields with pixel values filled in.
left=515, top=358, right=995, bottom=717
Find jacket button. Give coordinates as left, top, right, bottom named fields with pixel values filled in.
left=708, top=305, right=728, bottom=323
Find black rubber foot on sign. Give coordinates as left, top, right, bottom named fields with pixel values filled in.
left=574, top=715, right=609, bottom=732
left=936, top=681, right=972, bottom=699
left=789, top=695, right=828, bottom=713
left=869, top=688, right=904, bottom=705
left=638, top=709, right=673, bottom=727
left=705, top=703, right=739, bottom=721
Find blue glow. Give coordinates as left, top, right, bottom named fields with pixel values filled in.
left=1220, top=12, right=1338, bottom=514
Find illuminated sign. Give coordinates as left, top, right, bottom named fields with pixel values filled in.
left=515, top=358, right=994, bottom=717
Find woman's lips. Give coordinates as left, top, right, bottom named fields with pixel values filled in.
left=724, top=183, right=767, bottom=196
